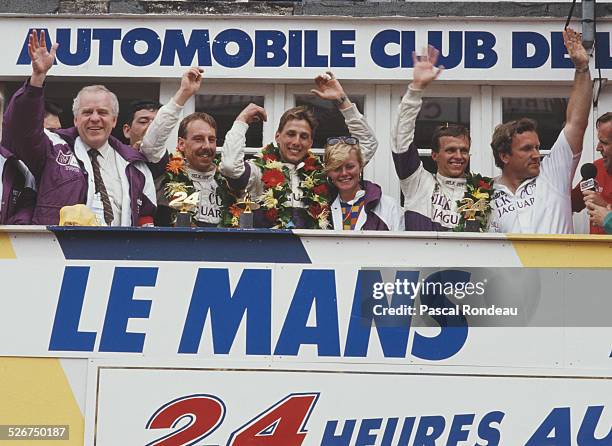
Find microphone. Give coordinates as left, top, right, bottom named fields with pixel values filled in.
left=580, top=163, right=598, bottom=192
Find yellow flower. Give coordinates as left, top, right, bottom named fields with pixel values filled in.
left=266, top=160, right=283, bottom=170
left=231, top=216, right=239, bottom=227
left=262, top=189, right=278, bottom=208
left=301, top=175, right=315, bottom=189
left=472, top=189, right=489, bottom=200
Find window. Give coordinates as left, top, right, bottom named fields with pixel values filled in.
left=501, top=97, right=568, bottom=152
left=195, top=94, right=265, bottom=147
left=294, top=94, right=366, bottom=149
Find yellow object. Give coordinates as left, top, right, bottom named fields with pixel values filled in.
left=0, top=233, right=16, bottom=259
left=59, top=205, right=100, bottom=226
left=510, top=234, right=612, bottom=267
left=0, top=358, right=84, bottom=445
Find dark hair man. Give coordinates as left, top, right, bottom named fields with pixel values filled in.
left=2, top=29, right=156, bottom=226
left=392, top=45, right=475, bottom=231
left=122, top=100, right=162, bottom=149
left=488, top=28, right=591, bottom=233
left=43, top=100, right=62, bottom=130
left=220, top=72, right=378, bottom=228
left=571, top=112, right=612, bottom=234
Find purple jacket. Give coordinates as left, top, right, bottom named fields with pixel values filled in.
left=2, top=82, right=156, bottom=226
left=330, top=180, right=403, bottom=231
left=0, top=145, right=35, bottom=224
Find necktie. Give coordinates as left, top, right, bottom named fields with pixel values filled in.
left=88, top=149, right=114, bottom=225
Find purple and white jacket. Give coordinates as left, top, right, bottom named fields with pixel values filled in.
left=329, top=181, right=403, bottom=231
left=2, top=81, right=156, bottom=226
left=391, top=86, right=466, bottom=231
left=0, top=145, right=36, bottom=224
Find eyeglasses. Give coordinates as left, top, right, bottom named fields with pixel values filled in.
left=326, top=136, right=359, bottom=146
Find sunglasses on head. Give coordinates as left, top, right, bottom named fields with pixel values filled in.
left=326, top=136, right=359, bottom=146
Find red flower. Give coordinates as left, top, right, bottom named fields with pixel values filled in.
left=303, top=156, right=318, bottom=172
left=265, top=208, right=278, bottom=222
left=229, top=204, right=241, bottom=218
left=309, top=203, right=324, bottom=218
left=263, top=153, right=278, bottom=162
left=313, top=184, right=328, bottom=196
left=262, top=169, right=285, bottom=188
left=478, top=180, right=491, bottom=190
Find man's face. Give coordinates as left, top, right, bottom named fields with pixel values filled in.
left=73, top=91, right=117, bottom=150
left=123, top=108, right=158, bottom=147
left=44, top=113, right=61, bottom=131
left=431, top=135, right=470, bottom=178
left=178, top=119, right=217, bottom=172
left=276, top=119, right=313, bottom=164
left=596, top=121, right=612, bottom=174
left=500, top=130, right=541, bottom=180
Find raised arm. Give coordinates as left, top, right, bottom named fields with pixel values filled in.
left=562, top=27, right=592, bottom=155
left=140, top=67, right=203, bottom=163
left=1, top=30, right=58, bottom=177
left=311, top=71, right=379, bottom=165
left=392, top=46, right=443, bottom=179
left=220, top=103, right=267, bottom=187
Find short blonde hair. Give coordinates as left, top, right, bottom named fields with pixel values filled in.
left=323, top=141, right=364, bottom=174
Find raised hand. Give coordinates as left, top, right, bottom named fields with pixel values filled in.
left=237, top=103, right=267, bottom=125
left=28, top=29, right=58, bottom=87
left=311, top=71, right=348, bottom=103
left=411, top=45, right=444, bottom=90
left=563, top=27, right=589, bottom=71
left=175, top=67, right=204, bottom=106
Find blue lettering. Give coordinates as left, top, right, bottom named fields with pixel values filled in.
left=321, top=420, right=356, bottom=446
left=98, top=267, right=157, bottom=353
left=398, top=417, right=416, bottom=445
left=121, top=28, right=161, bottom=66
left=446, top=414, right=474, bottom=446
left=476, top=411, right=504, bottom=446
left=92, top=29, right=121, bottom=65
left=17, top=28, right=54, bottom=65
left=178, top=268, right=271, bottom=355
left=344, top=270, right=417, bottom=358
left=465, top=31, right=497, bottom=68
left=525, top=407, right=571, bottom=446
left=380, top=418, right=398, bottom=446
left=595, top=32, right=612, bottom=69
left=355, top=418, right=382, bottom=446
left=274, top=270, right=340, bottom=356
left=411, top=270, right=468, bottom=360
left=370, top=30, right=400, bottom=68
left=330, top=30, right=355, bottom=67
left=551, top=31, right=574, bottom=68
left=49, top=266, right=96, bottom=352
left=413, top=416, right=445, bottom=445
left=304, top=30, right=328, bottom=67
left=255, top=30, right=287, bottom=67
left=577, top=405, right=612, bottom=445
left=213, top=29, right=253, bottom=68
left=429, top=31, right=463, bottom=69
left=288, top=30, right=302, bottom=67
left=160, top=29, right=212, bottom=66
left=401, top=31, right=416, bottom=68
left=55, top=29, right=91, bottom=66
left=512, top=31, right=549, bottom=68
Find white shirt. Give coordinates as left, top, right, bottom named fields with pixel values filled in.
left=185, top=166, right=222, bottom=225
left=90, top=142, right=123, bottom=226
left=488, top=130, right=580, bottom=234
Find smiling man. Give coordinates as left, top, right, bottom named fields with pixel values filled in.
left=488, top=28, right=591, bottom=234
left=392, top=45, right=475, bottom=231
left=220, top=72, right=378, bottom=228
left=1, top=29, right=156, bottom=226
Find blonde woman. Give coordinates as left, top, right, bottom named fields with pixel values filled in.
left=324, top=137, right=403, bottom=231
